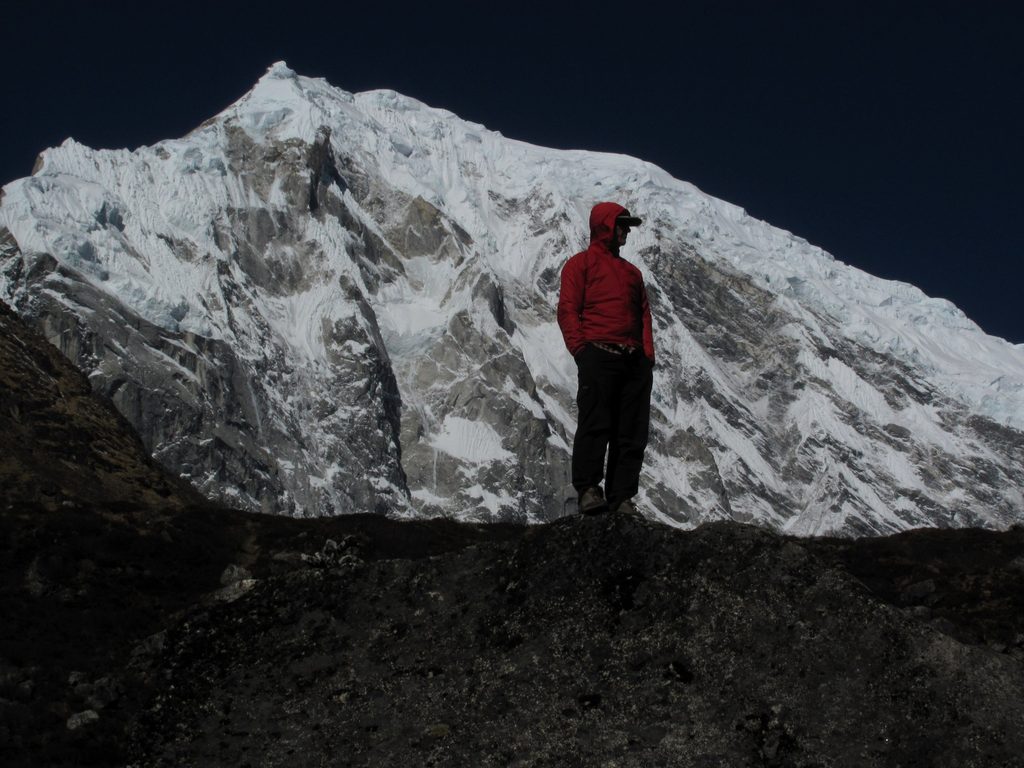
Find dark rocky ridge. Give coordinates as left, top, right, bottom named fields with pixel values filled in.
left=0, top=300, right=202, bottom=512
left=3, top=299, right=1024, bottom=767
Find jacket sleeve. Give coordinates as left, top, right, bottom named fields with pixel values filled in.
left=641, top=283, right=655, bottom=361
left=557, top=255, right=586, bottom=356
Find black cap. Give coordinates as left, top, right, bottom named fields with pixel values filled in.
left=616, top=210, right=643, bottom=227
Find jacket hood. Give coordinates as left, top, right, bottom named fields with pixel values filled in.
left=589, top=202, right=629, bottom=251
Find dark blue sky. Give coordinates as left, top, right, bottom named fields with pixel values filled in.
left=5, top=1, right=1022, bottom=343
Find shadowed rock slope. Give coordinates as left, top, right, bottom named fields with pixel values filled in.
left=127, top=517, right=1024, bottom=768
left=0, top=300, right=202, bottom=511
left=2, top=299, right=1024, bottom=767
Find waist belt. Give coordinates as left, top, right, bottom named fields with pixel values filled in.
left=592, top=341, right=641, bottom=356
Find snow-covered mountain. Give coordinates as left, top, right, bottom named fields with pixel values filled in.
left=2, top=61, right=1022, bottom=535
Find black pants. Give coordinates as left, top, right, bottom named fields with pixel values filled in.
left=571, top=344, right=653, bottom=507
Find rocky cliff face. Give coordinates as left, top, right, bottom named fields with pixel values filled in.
left=2, top=62, right=1023, bottom=533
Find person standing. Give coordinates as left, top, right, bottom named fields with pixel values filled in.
left=557, top=201, right=655, bottom=515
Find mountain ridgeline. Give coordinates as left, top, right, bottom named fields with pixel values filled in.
left=2, top=61, right=1023, bottom=534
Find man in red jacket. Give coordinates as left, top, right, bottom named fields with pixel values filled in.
left=557, top=201, right=655, bottom=515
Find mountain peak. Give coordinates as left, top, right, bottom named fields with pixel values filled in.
left=263, top=60, right=298, bottom=81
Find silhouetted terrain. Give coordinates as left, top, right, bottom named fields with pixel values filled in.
left=2, top=300, right=1023, bottom=767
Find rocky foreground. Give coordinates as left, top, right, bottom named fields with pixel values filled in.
left=3, top=301, right=1024, bottom=767
left=2, top=503, right=1023, bottom=768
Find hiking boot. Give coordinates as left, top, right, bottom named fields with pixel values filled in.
left=612, top=498, right=640, bottom=516
left=579, top=487, right=608, bottom=515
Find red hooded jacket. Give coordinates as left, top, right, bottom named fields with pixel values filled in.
left=557, top=202, right=655, bottom=360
